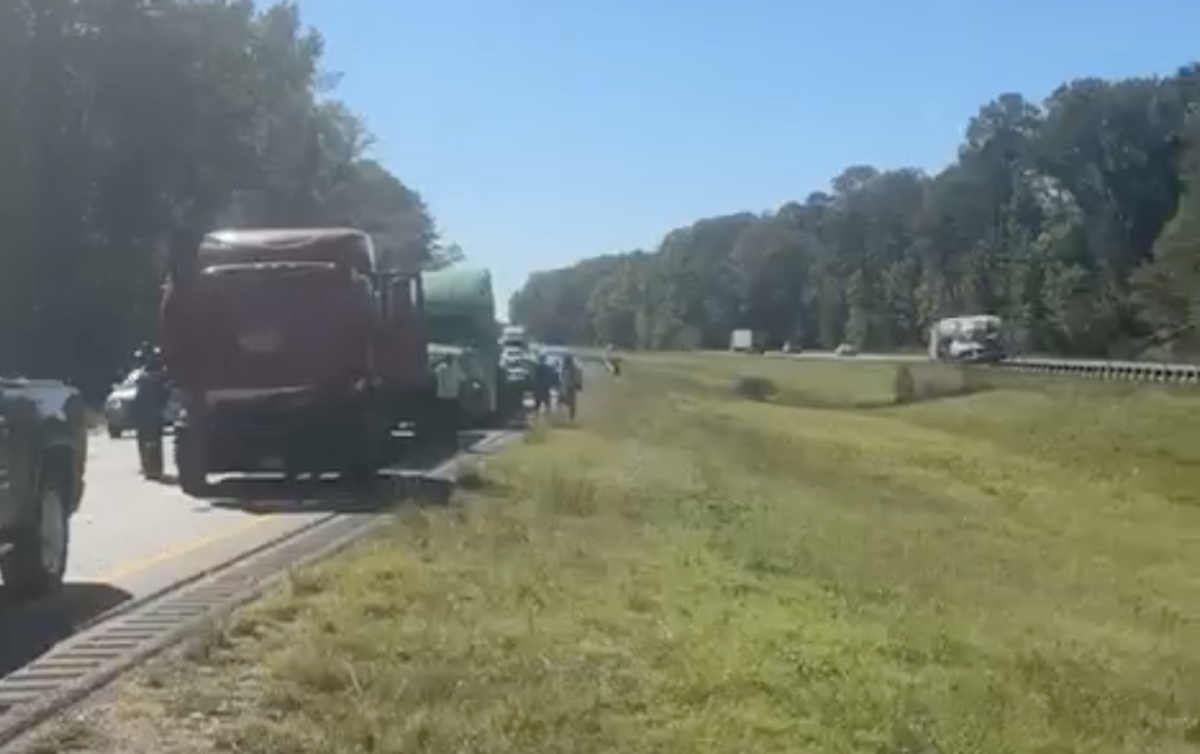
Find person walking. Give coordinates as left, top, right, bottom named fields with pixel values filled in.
left=531, top=353, right=555, bottom=416
left=605, top=344, right=622, bottom=377
left=132, top=347, right=170, bottom=481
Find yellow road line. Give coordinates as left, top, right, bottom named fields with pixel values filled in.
left=96, top=515, right=280, bottom=583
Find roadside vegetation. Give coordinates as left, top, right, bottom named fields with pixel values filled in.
left=38, top=357, right=1200, bottom=753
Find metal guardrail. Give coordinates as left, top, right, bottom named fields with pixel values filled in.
left=989, top=356, right=1200, bottom=383
left=765, top=349, right=1200, bottom=384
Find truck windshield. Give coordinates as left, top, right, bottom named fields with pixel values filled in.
left=426, top=314, right=483, bottom=346
left=964, top=323, right=999, bottom=341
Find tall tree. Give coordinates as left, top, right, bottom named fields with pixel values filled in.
left=0, top=0, right=441, bottom=395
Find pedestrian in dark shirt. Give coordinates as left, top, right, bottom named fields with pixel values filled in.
left=132, top=348, right=169, bottom=481
left=531, top=353, right=555, bottom=416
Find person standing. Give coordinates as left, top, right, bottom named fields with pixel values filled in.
left=431, top=354, right=463, bottom=448
left=557, top=354, right=581, bottom=421
left=531, top=353, right=555, bottom=416
left=132, top=347, right=170, bottom=481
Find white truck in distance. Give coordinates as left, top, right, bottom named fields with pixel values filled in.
left=928, top=315, right=1007, bottom=363
left=730, top=329, right=763, bottom=353
left=500, top=325, right=528, bottom=350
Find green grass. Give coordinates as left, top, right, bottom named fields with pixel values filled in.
left=59, top=354, right=1200, bottom=753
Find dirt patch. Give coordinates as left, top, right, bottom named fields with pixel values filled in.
left=732, top=375, right=778, bottom=401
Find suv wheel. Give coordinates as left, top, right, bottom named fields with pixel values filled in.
left=1, top=477, right=69, bottom=600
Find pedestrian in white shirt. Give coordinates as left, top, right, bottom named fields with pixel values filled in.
left=434, top=357, right=461, bottom=401
left=430, top=356, right=463, bottom=447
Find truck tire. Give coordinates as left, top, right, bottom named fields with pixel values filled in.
left=1, top=473, right=70, bottom=600
left=175, top=427, right=207, bottom=496
left=342, top=458, right=377, bottom=489
left=341, top=435, right=382, bottom=488
left=340, top=407, right=389, bottom=488
left=459, top=380, right=488, bottom=428
left=107, top=423, right=122, bottom=439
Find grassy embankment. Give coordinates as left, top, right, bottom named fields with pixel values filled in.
left=36, top=354, right=1200, bottom=753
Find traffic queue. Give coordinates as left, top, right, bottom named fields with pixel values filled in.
left=110, top=226, right=587, bottom=487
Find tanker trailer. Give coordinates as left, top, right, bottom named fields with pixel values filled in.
left=420, top=267, right=502, bottom=426
left=162, top=227, right=432, bottom=495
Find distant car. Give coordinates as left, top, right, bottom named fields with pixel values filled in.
left=103, top=368, right=182, bottom=438
left=834, top=343, right=858, bottom=357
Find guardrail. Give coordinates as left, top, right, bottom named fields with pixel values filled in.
left=768, top=349, right=1200, bottom=384
left=989, top=356, right=1200, bottom=383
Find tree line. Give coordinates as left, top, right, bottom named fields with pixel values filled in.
left=0, top=0, right=454, bottom=398
left=510, top=64, right=1200, bottom=361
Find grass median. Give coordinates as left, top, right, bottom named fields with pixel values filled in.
left=38, top=354, right=1200, bottom=753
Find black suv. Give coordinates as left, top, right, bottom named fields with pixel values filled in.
left=0, top=378, right=88, bottom=599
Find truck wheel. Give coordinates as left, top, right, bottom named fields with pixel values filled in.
left=178, top=459, right=206, bottom=496
left=342, top=458, right=377, bottom=488
left=175, top=428, right=208, bottom=496
left=438, top=402, right=462, bottom=447
left=1, top=475, right=69, bottom=600
left=107, top=423, right=122, bottom=439
left=341, top=433, right=380, bottom=488
left=340, top=409, right=388, bottom=488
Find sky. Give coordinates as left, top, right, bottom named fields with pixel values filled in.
left=292, top=0, right=1200, bottom=313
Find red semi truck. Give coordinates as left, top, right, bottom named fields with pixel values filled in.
left=161, top=227, right=434, bottom=494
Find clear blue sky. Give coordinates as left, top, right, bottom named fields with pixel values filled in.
left=293, top=0, right=1200, bottom=312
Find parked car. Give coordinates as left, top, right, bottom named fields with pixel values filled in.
left=0, top=377, right=88, bottom=599
left=103, top=368, right=182, bottom=438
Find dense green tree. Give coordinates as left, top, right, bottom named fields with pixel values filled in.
left=0, top=0, right=441, bottom=396
left=511, top=65, right=1200, bottom=361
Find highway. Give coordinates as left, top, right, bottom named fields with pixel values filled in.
left=0, top=429, right=486, bottom=680
left=69, top=435, right=325, bottom=595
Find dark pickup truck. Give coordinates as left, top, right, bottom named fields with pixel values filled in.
left=0, top=378, right=88, bottom=599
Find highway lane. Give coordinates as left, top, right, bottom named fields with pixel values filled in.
left=0, top=434, right=323, bottom=676
left=0, top=429, right=493, bottom=676
left=66, top=430, right=489, bottom=595
left=69, top=435, right=329, bottom=598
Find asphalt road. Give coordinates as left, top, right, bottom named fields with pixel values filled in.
left=67, top=435, right=329, bottom=595
left=0, top=428, right=497, bottom=677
